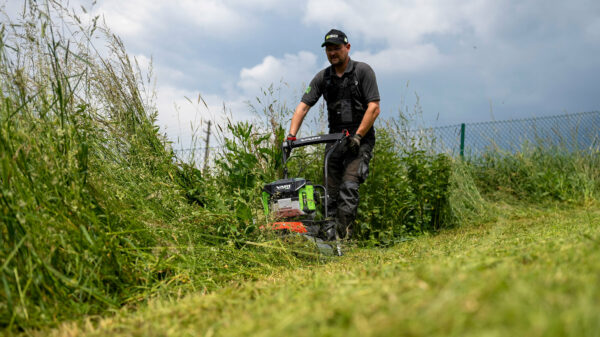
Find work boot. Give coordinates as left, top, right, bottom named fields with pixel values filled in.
left=335, top=204, right=356, bottom=240
left=335, top=217, right=354, bottom=241
left=322, top=221, right=337, bottom=241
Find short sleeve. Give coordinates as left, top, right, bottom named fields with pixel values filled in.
left=357, top=63, right=380, bottom=103
left=301, top=69, right=326, bottom=106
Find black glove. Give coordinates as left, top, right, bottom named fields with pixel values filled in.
left=348, top=133, right=361, bottom=154
left=286, top=133, right=297, bottom=141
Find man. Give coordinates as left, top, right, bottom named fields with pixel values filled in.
left=287, top=29, right=380, bottom=239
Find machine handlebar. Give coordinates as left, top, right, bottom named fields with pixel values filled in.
left=282, top=132, right=347, bottom=150
left=281, top=132, right=349, bottom=179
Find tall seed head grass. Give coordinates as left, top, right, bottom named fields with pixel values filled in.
left=0, top=2, right=300, bottom=331
left=472, top=143, right=600, bottom=203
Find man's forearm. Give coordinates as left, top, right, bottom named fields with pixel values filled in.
left=289, top=102, right=310, bottom=136
left=356, top=101, right=380, bottom=137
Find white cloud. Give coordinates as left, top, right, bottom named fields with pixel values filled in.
left=585, top=17, right=600, bottom=41
left=238, top=51, right=319, bottom=94
left=302, top=0, right=474, bottom=74
left=351, top=44, right=443, bottom=73
left=91, top=0, right=248, bottom=39
left=302, top=1, right=593, bottom=47
left=225, top=0, right=303, bottom=12
left=91, top=0, right=159, bottom=37
left=156, top=85, right=212, bottom=144
left=155, top=85, right=251, bottom=147
left=304, top=0, right=464, bottom=45
left=177, top=0, right=246, bottom=33
left=131, top=53, right=153, bottom=76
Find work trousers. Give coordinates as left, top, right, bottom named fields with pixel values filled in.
left=325, top=140, right=374, bottom=239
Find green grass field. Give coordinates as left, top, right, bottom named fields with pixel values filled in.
left=37, top=202, right=600, bottom=337
left=3, top=3, right=600, bottom=336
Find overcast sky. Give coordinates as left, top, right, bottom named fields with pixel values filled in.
left=5, top=0, right=600, bottom=146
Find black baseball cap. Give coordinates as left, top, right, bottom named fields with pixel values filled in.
left=321, top=29, right=348, bottom=47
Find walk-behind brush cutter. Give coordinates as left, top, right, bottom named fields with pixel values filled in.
left=262, top=132, right=348, bottom=256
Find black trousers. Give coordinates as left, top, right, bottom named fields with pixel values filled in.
left=325, top=140, right=374, bottom=239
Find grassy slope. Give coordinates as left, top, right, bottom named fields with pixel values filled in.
left=38, top=202, right=600, bottom=337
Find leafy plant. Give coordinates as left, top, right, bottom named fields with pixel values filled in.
left=355, top=128, right=454, bottom=244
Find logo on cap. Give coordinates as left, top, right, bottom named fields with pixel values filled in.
left=321, top=29, right=348, bottom=47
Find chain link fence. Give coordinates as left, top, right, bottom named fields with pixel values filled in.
left=174, top=111, right=600, bottom=164
left=424, top=111, right=600, bottom=157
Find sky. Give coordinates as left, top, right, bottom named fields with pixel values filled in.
left=4, top=0, right=600, bottom=147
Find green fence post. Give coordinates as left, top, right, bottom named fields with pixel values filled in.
left=460, top=123, right=465, bottom=159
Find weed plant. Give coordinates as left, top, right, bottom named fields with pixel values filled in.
left=211, top=121, right=284, bottom=235
left=355, top=127, right=453, bottom=245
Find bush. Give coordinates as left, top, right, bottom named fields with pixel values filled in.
left=355, top=129, right=454, bottom=245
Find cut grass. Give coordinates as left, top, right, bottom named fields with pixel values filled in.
left=36, top=202, right=600, bottom=337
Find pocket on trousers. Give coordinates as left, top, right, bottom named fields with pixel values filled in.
left=357, top=151, right=372, bottom=183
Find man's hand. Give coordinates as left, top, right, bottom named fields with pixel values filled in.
left=286, top=134, right=297, bottom=152
left=348, top=133, right=361, bottom=154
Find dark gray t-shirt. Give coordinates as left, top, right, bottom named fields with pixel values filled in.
left=301, top=59, right=380, bottom=108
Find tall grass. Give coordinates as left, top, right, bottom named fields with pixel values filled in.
left=0, top=1, right=297, bottom=331
left=471, top=144, right=600, bottom=203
